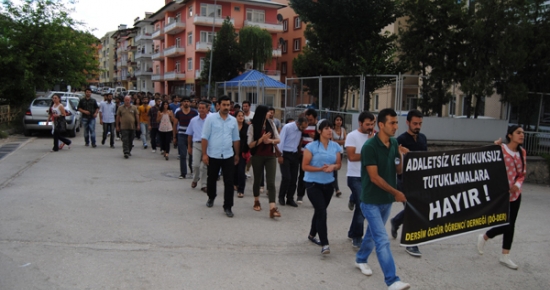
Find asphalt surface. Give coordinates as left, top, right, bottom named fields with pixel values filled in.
left=0, top=95, right=549, bottom=289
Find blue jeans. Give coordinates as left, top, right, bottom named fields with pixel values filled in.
left=177, top=134, right=188, bottom=176
left=140, top=122, right=149, bottom=146
left=81, top=117, right=96, bottom=145
left=347, top=177, right=364, bottom=239
left=356, top=202, right=400, bottom=286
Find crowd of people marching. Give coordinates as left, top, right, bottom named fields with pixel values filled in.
left=45, top=88, right=527, bottom=290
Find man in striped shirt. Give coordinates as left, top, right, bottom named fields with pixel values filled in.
left=296, top=108, right=318, bottom=205
left=174, top=97, right=198, bottom=179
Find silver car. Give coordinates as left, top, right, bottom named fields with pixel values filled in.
left=23, top=96, right=81, bottom=137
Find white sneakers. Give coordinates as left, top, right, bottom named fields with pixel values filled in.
left=388, top=281, right=411, bottom=290
left=355, top=262, right=373, bottom=276
left=499, top=254, right=519, bottom=270
left=477, top=234, right=486, bottom=254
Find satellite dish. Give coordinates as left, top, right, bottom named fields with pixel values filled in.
left=277, top=14, right=283, bottom=22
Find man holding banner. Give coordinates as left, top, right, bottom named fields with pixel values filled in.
left=354, top=109, right=410, bottom=290
left=390, top=109, right=427, bottom=257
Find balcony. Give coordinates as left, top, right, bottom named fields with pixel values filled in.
left=164, top=45, right=185, bottom=58
left=121, top=75, right=127, bottom=81
left=116, top=61, right=122, bottom=67
left=120, top=61, right=128, bottom=68
left=151, top=74, right=164, bottom=81
left=127, top=45, right=137, bottom=51
left=244, top=20, right=284, bottom=33
left=195, top=42, right=212, bottom=52
left=152, top=50, right=164, bottom=60
left=193, top=15, right=234, bottom=27
left=195, top=70, right=202, bottom=79
left=152, top=28, right=164, bottom=40
left=135, top=50, right=152, bottom=59
left=134, top=68, right=153, bottom=77
left=272, top=48, right=282, bottom=57
left=164, top=71, right=186, bottom=80
left=165, top=20, right=186, bottom=35
left=135, top=33, right=152, bottom=42
left=127, top=59, right=137, bottom=66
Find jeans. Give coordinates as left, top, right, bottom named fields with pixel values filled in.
left=150, top=128, right=159, bottom=150
left=347, top=177, right=365, bottom=239
left=52, top=129, right=71, bottom=151
left=278, top=151, right=300, bottom=201
left=192, top=142, right=207, bottom=188
left=251, top=155, right=277, bottom=203
left=177, top=134, right=189, bottom=176
left=306, top=181, right=334, bottom=246
left=102, top=122, right=114, bottom=146
left=486, top=194, right=521, bottom=250
left=234, top=153, right=247, bottom=193
left=356, top=202, right=400, bottom=286
left=140, top=122, right=149, bottom=146
left=120, top=129, right=135, bottom=154
left=207, top=156, right=235, bottom=210
left=81, top=117, right=96, bottom=145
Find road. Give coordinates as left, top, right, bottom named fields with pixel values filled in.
left=0, top=96, right=549, bottom=289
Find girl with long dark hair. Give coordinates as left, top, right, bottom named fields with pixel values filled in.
left=247, top=105, right=281, bottom=218
left=477, top=125, right=526, bottom=270
left=302, top=119, right=342, bottom=254
left=157, top=101, right=175, bottom=160
left=47, top=94, right=72, bottom=151
left=234, top=110, right=249, bottom=198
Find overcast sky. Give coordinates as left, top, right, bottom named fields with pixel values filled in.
left=69, top=0, right=165, bottom=38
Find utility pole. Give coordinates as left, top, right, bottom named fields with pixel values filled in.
left=206, top=0, right=217, bottom=99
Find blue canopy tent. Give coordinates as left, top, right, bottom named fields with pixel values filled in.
left=217, top=70, right=289, bottom=108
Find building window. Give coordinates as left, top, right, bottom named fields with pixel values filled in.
left=246, top=9, right=265, bottom=23
left=200, top=31, right=215, bottom=43
left=189, top=6, right=193, bottom=17
left=283, top=19, right=288, bottom=32
left=187, top=58, right=193, bottom=71
left=175, top=37, right=181, bottom=48
left=187, top=32, right=193, bottom=46
left=406, top=95, right=418, bottom=110
left=282, top=40, right=288, bottom=54
left=200, top=3, right=221, bottom=17
left=294, top=16, right=301, bottom=29
left=293, top=38, right=301, bottom=51
left=175, top=61, right=180, bottom=73
left=281, top=62, right=287, bottom=75
left=200, top=57, right=205, bottom=71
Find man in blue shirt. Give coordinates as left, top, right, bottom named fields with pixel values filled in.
left=277, top=117, right=308, bottom=206
left=202, top=96, right=240, bottom=217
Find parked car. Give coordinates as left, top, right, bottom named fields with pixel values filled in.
left=114, top=87, right=127, bottom=98
left=44, top=91, right=78, bottom=99
left=23, top=96, right=81, bottom=137
left=101, top=87, right=113, bottom=95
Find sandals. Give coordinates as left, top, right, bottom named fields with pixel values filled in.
left=270, top=207, right=281, bottom=218
left=237, top=192, right=244, bottom=198
left=253, top=200, right=261, bottom=211
left=335, top=191, right=342, bottom=197
left=308, top=235, right=322, bottom=246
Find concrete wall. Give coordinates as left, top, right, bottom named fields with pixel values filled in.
left=395, top=116, right=509, bottom=142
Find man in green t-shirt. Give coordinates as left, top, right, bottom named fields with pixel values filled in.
left=354, top=108, right=411, bottom=290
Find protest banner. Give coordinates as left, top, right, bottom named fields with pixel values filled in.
left=400, top=145, right=510, bottom=246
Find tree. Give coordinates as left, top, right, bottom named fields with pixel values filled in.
left=238, top=26, right=273, bottom=70
left=200, top=18, right=243, bottom=88
left=0, top=0, right=98, bottom=106
left=290, top=0, right=403, bottom=111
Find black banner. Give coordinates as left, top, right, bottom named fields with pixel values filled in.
left=400, top=145, right=510, bottom=246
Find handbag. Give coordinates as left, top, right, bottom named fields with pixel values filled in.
left=55, top=115, right=67, bottom=133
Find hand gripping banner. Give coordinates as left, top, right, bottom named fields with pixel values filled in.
left=400, top=145, right=510, bottom=246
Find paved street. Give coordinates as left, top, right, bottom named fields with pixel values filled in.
left=0, top=100, right=549, bottom=289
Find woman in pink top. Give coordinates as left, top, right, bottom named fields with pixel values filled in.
left=477, top=125, right=526, bottom=270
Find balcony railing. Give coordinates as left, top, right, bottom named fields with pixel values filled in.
left=195, top=42, right=212, bottom=52
left=164, top=71, right=186, bottom=80
left=120, top=75, right=127, bottom=81
left=135, top=50, right=152, bottom=59
left=134, top=68, right=153, bottom=77
left=164, top=45, right=185, bottom=57
left=272, top=48, right=282, bottom=57
left=244, top=20, right=284, bottom=33
left=152, top=50, right=164, bottom=60
left=151, top=74, right=164, bottom=81
left=152, top=28, right=164, bottom=40
left=127, top=45, right=137, bottom=51
left=135, top=33, right=152, bottom=42
left=165, top=20, right=186, bottom=35
left=193, top=15, right=234, bottom=27
left=127, top=59, right=137, bottom=66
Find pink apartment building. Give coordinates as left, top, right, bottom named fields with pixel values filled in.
left=148, top=0, right=286, bottom=97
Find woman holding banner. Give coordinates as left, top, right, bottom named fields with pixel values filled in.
left=477, top=125, right=526, bottom=270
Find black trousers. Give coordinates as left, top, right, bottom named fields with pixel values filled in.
left=306, top=181, right=334, bottom=246
left=52, top=130, right=71, bottom=151
left=278, top=151, right=300, bottom=201
left=297, top=154, right=306, bottom=198
left=486, top=194, right=522, bottom=250
left=207, top=156, right=235, bottom=209
left=159, top=131, right=171, bottom=153
left=150, top=128, right=159, bottom=150
left=102, top=122, right=115, bottom=146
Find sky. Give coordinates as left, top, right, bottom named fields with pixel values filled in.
left=68, top=0, right=165, bottom=38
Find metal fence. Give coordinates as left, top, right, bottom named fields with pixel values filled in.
left=523, top=131, right=550, bottom=156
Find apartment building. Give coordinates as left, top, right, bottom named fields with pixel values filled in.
left=99, top=31, right=116, bottom=88
left=112, top=25, right=138, bottom=90
left=133, top=13, right=155, bottom=93
left=147, top=0, right=286, bottom=97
